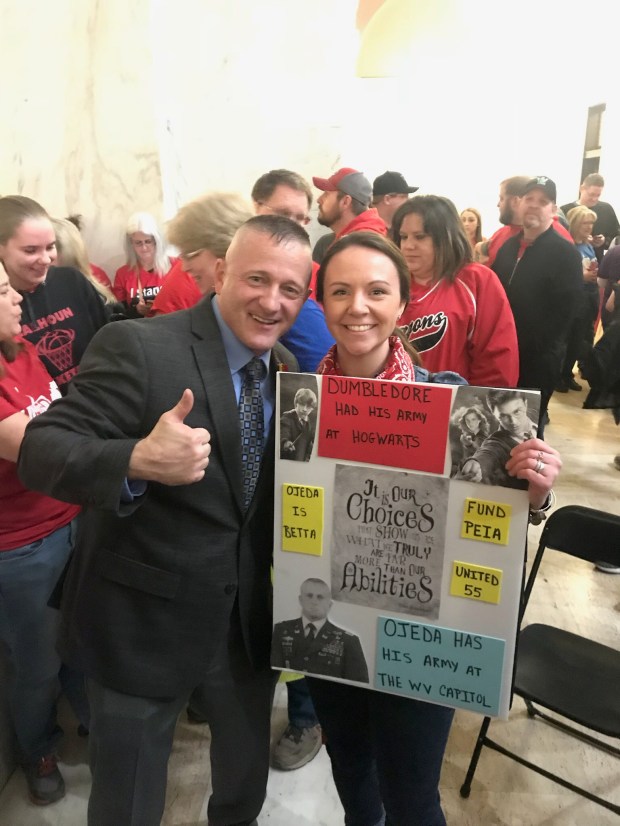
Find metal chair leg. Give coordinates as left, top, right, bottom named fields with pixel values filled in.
left=460, top=715, right=492, bottom=798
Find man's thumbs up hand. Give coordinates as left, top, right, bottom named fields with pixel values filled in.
left=164, top=388, right=195, bottom=424
left=128, top=390, right=211, bottom=485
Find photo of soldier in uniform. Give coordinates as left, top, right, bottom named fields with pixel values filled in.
left=452, top=387, right=540, bottom=489
left=272, top=578, right=369, bottom=683
left=279, top=373, right=319, bottom=462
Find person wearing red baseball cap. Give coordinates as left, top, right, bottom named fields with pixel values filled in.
left=313, top=168, right=387, bottom=240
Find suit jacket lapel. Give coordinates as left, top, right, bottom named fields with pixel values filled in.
left=189, top=297, right=244, bottom=511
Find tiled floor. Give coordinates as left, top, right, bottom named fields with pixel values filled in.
left=1, top=387, right=618, bottom=825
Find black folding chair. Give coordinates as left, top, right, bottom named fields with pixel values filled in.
left=460, top=505, right=620, bottom=815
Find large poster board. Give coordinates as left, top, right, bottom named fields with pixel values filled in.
left=272, top=374, right=540, bottom=719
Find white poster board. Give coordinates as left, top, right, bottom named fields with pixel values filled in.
left=272, top=373, right=539, bottom=719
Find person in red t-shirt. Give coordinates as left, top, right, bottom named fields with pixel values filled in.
left=147, top=258, right=199, bottom=315
left=89, top=262, right=112, bottom=289
left=393, top=195, right=519, bottom=388
left=0, top=265, right=85, bottom=805
left=114, top=212, right=177, bottom=317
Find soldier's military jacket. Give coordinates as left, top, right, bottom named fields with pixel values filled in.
left=272, top=618, right=369, bottom=683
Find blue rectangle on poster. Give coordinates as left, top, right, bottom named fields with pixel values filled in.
left=374, top=616, right=505, bottom=715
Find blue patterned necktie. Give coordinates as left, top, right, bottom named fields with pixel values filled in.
left=239, top=357, right=265, bottom=509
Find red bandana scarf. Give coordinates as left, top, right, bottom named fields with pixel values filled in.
left=317, top=335, right=416, bottom=382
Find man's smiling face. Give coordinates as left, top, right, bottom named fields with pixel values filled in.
left=215, top=227, right=311, bottom=355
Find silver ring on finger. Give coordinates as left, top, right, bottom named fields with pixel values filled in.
left=537, top=451, right=544, bottom=462
left=534, top=459, right=545, bottom=474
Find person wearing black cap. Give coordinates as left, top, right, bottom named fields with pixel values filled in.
left=477, top=175, right=574, bottom=269
left=372, top=171, right=418, bottom=230
left=493, top=176, right=583, bottom=435
left=313, top=168, right=388, bottom=239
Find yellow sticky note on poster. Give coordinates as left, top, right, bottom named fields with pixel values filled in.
left=450, top=561, right=503, bottom=604
left=281, top=483, right=324, bottom=555
left=461, top=498, right=512, bottom=546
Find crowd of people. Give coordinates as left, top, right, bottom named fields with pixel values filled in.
left=0, top=165, right=617, bottom=825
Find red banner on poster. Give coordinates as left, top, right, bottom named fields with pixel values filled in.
left=318, top=375, right=452, bottom=474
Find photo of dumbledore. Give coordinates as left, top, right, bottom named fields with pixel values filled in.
left=272, top=578, right=369, bottom=683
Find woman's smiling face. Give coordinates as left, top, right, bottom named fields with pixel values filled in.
left=321, top=245, right=406, bottom=369
left=0, top=217, right=57, bottom=292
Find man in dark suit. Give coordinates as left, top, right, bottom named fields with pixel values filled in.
left=18, top=215, right=312, bottom=826
left=272, top=578, right=369, bottom=683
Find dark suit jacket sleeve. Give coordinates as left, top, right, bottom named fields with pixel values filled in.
left=279, top=411, right=296, bottom=443
left=344, top=634, right=370, bottom=683
left=18, top=321, right=147, bottom=513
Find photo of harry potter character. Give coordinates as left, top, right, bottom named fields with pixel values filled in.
left=279, top=386, right=318, bottom=462
left=272, top=578, right=369, bottom=683
left=453, top=389, right=540, bottom=489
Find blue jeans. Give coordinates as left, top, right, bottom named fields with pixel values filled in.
left=307, top=677, right=454, bottom=826
left=0, top=520, right=88, bottom=761
left=286, top=677, right=319, bottom=728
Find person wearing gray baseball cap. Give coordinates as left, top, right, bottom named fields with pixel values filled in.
left=313, top=168, right=387, bottom=239
left=372, top=171, right=418, bottom=229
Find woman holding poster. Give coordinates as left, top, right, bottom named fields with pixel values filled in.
left=307, top=232, right=562, bottom=826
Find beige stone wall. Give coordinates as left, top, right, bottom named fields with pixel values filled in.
left=0, top=0, right=163, bottom=278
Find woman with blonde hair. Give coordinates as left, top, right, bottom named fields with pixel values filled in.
left=150, top=192, right=253, bottom=315
left=52, top=218, right=115, bottom=305
left=556, top=205, right=599, bottom=392
left=113, top=212, right=177, bottom=316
